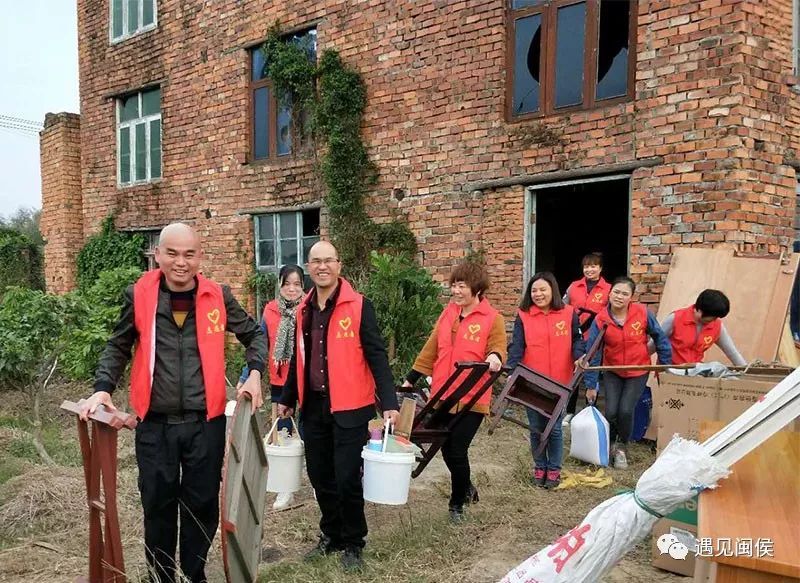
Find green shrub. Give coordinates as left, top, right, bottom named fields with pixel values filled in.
left=76, top=217, right=146, bottom=291
left=363, top=252, right=443, bottom=379
left=0, top=287, right=67, bottom=390
left=62, top=267, right=142, bottom=380
left=0, top=228, right=44, bottom=297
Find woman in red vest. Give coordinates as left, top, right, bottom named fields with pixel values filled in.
left=563, top=252, right=611, bottom=424
left=401, top=261, right=507, bottom=523
left=655, top=289, right=746, bottom=366
left=507, top=272, right=586, bottom=489
left=583, top=276, right=672, bottom=469
left=238, top=264, right=305, bottom=509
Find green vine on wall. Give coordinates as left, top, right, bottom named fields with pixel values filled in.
left=261, top=25, right=417, bottom=279
left=76, top=216, right=146, bottom=291
left=0, top=227, right=44, bottom=297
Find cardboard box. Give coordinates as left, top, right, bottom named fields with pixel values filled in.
left=652, top=517, right=699, bottom=577
left=654, top=372, right=797, bottom=451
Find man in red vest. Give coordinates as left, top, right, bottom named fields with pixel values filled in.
left=79, top=223, right=266, bottom=583
left=278, top=240, right=399, bottom=572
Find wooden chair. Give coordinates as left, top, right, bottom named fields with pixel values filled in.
left=486, top=326, right=606, bottom=456
left=408, top=361, right=505, bottom=478
left=61, top=400, right=137, bottom=583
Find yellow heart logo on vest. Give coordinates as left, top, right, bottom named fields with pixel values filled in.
left=207, top=309, right=220, bottom=325
left=555, top=321, right=566, bottom=330
left=631, top=321, right=642, bottom=331
left=703, top=335, right=713, bottom=345
left=468, top=324, right=481, bottom=335
left=339, top=317, right=352, bottom=331
left=594, top=292, right=603, bottom=301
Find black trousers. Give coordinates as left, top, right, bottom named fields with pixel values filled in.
left=135, top=415, right=226, bottom=583
left=439, top=411, right=484, bottom=509
left=301, top=391, right=369, bottom=549
left=601, top=372, right=648, bottom=446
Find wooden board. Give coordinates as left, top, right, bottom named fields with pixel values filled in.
left=778, top=316, right=800, bottom=368
left=657, top=248, right=800, bottom=364
left=698, top=421, right=800, bottom=579
left=220, top=400, right=268, bottom=583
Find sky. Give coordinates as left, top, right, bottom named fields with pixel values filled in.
left=0, top=2, right=79, bottom=219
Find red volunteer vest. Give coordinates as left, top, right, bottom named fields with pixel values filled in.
left=431, top=297, right=499, bottom=408
left=262, top=300, right=290, bottom=386
left=295, top=279, right=376, bottom=413
left=669, top=305, right=721, bottom=365
left=518, top=304, right=576, bottom=386
left=568, top=277, right=611, bottom=330
left=129, top=269, right=227, bottom=420
left=594, top=303, right=650, bottom=378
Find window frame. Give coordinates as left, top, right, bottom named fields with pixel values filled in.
left=253, top=209, right=321, bottom=272
left=247, top=29, right=317, bottom=163
left=116, top=88, right=162, bottom=187
left=794, top=0, right=800, bottom=76
left=109, top=0, right=158, bottom=44
left=506, top=0, right=637, bottom=121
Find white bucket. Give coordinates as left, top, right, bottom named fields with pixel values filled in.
left=264, top=418, right=304, bottom=493
left=361, top=447, right=415, bottom=505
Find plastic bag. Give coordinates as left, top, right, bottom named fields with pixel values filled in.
left=569, top=406, right=610, bottom=466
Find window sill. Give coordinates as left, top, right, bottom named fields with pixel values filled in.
left=110, top=23, right=158, bottom=46
left=507, top=94, right=632, bottom=124
left=117, top=178, right=163, bottom=189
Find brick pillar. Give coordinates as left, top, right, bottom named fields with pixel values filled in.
left=40, top=112, right=83, bottom=294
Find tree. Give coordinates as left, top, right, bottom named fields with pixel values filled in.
left=0, top=207, right=43, bottom=248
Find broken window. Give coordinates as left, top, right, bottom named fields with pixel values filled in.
left=249, top=28, right=317, bottom=162
left=509, top=0, right=636, bottom=118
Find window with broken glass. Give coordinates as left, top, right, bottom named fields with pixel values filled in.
left=249, top=29, right=317, bottom=161
left=509, top=0, right=636, bottom=119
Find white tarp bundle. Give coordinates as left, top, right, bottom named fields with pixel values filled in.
left=501, top=367, right=800, bottom=583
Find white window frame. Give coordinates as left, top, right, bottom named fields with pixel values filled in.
left=254, top=210, right=320, bottom=271
left=110, top=0, right=158, bottom=44
left=794, top=0, right=800, bottom=76
left=116, top=89, right=162, bottom=187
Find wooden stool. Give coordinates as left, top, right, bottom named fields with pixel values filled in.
left=408, top=361, right=505, bottom=478
left=61, top=400, right=137, bottom=583
left=486, top=326, right=605, bottom=456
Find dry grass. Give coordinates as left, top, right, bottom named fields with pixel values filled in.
left=0, top=384, right=685, bottom=583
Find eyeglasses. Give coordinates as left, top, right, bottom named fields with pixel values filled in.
left=307, top=257, right=340, bottom=267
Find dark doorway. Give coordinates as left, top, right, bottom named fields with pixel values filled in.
left=531, top=176, right=629, bottom=295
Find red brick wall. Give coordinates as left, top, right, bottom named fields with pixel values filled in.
left=56, top=0, right=799, bottom=318
left=40, top=113, right=83, bottom=294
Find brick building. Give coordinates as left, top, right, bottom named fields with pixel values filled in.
left=40, top=0, right=800, bottom=319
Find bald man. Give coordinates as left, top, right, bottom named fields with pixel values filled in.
left=279, top=241, right=399, bottom=571
left=80, top=223, right=266, bottom=583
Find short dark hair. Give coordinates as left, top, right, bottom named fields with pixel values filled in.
left=520, top=272, right=565, bottom=311
left=279, top=264, right=305, bottom=288
left=611, top=275, right=636, bottom=294
left=449, top=261, right=490, bottom=297
left=695, top=289, right=730, bottom=318
left=582, top=252, right=603, bottom=267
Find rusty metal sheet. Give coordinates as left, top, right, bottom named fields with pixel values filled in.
left=220, top=399, right=268, bottom=583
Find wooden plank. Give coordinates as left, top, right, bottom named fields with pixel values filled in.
left=221, top=399, right=268, bottom=583
left=778, top=317, right=800, bottom=367
left=656, top=248, right=799, bottom=363
left=699, top=421, right=800, bottom=579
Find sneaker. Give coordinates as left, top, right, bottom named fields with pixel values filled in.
left=341, top=547, right=364, bottom=572
left=448, top=505, right=466, bottom=524
left=544, top=470, right=561, bottom=489
left=272, top=492, right=295, bottom=510
left=614, top=449, right=628, bottom=469
left=562, top=413, right=574, bottom=427
left=465, top=483, right=479, bottom=505
left=532, top=468, right=546, bottom=487
left=304, top=535, right=341, bottom=560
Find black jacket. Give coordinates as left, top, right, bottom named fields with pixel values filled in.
left=94, top=277, right=266, bottom=415
left=280, top=288, right=398, bottom=427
